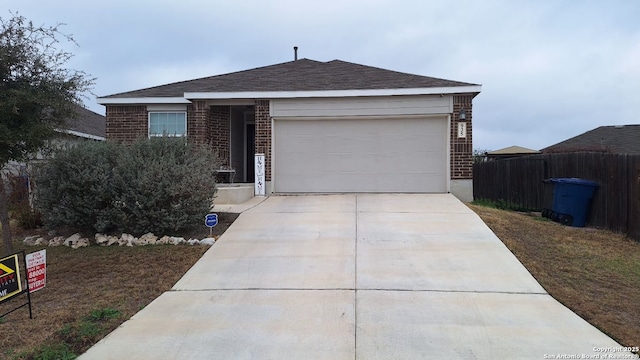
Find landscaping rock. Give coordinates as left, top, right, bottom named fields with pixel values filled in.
left=24, top=231, right=213, bottom=248
left=200, top=238, right=216, bottom=246
left=95, top=233, right=119, bottom=246
left=23, top=236, right=38, bottom=246
left=107, top=235, right=119, bottom=246
left=156, top=236, right=171, bottom=245
left=72, top=237, right=90, bottom=249
left=63, top=233, right=82, bottom=247
left=168, top=236, right=185, bottom=245
left=95, top=233, right=109, bottom=246
left=119, top=233, right=137, bottom=247
left=138, top=232, right=158, bottom=246
left=62, top=234, right=90, bottom=249
left=48, top=236, right=64, bottom=246
left=95, top=233, right=108, bottom=246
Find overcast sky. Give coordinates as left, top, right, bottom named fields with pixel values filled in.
left=6, top=1, right=639, bottom=151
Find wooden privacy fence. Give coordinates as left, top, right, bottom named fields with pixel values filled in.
left=473, top=152, right=640, bottom=241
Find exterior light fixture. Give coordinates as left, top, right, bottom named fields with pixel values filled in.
left=457, top=108, right=468, bottom=138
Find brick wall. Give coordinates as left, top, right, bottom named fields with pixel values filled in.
left=105, top=105, right=147, bottom=142
left=187, top=100, right=209, bottom=144
left=106, top=96, right=473, bottom=183
left=451, top=95, right=474, bottom=179
left=208, top=105, right=231, bottom=166
left=107, top=103, right=231, bottom=167
left=255, top=100, right=271, bottom=181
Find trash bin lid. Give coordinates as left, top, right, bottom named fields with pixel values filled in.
left=549, top=178, right=599, bottom=187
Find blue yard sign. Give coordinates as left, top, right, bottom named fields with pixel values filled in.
left=205, top=213, right=218, bottom=228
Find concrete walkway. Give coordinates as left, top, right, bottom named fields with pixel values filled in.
left=80, top=194, right=629, bottom=359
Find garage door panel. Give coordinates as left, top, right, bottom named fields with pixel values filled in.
left=279, top=174, right=443, bottom=193
left=281, top=149, right=444, bottom=167
left=274, top=117, right=447, bottom=193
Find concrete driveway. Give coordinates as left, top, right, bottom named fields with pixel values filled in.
left=80, top=194, right=629, bottom=359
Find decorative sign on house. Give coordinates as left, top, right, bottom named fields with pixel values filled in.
left=255, top=153, right=265, bottom=196
left=457, top=122, right=467, bottom=138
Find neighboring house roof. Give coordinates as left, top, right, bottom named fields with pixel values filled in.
left=99, top=59, right=480, bottom=101
left=487, top=146, right=540, bottom=156
left=541, top=125, right=640, bottom=155
left=485, top=145, right=540, bottom=160
left=59, top=105, right=106, bottom=140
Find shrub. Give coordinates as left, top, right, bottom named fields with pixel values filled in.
left=33, top=137, right=218, bottom=235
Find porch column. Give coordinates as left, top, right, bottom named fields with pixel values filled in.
left=255, top=100, right=271, bottom=181
left=209, top=105, right=231, bottom=166
left=187, top=100, right=209, bottom=145
left=451, top=95, right=473, bottom=180
left=450, top=94, right=475, bottom=202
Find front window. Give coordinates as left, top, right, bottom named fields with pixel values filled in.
left=148, top=112, right=187, bottom=137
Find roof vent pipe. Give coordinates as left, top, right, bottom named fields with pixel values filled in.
left=294, top=46, right=298, bottom=61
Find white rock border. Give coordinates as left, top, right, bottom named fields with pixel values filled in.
left=23, top=232, right=217, bottom=249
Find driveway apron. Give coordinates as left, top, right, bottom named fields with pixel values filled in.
left=80, top=194, right=629, bottom=359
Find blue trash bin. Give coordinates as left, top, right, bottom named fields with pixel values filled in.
left=549, top=178, right=599, bottom=227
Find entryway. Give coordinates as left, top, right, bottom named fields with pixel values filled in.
left=229, top=105, right=255, bottom=183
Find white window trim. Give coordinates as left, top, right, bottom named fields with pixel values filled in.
left=148, top=111, right=188, bottom=138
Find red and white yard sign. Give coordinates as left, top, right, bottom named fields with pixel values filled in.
left=26, top=250, right=46, bottom=293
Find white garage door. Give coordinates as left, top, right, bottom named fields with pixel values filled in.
left=273, top=116, right=448, bottom=193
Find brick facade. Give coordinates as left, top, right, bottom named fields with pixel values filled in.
left=206, top=105, right=231, bottom=166
left=105, top=105, right=148, bottom=142
left=255, top=100, right=271, bottom=181
left=451, top=94, right=474, bottom=179
left=106, top=94, right=474, bottom=184
left=106, top=103, right=232, bottom=166
left=187, top=100, right=209, bottom=144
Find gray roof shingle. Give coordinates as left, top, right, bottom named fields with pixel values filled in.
left=541, top=125, right=640, bottom=155
left=102, top=59, right=479, bottom=98
left=65, top=105, right=106, bottom=138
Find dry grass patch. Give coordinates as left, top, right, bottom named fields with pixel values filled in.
left=0, top=213, right=237, bottom=359
left=468, top=204, right=640, bottom=349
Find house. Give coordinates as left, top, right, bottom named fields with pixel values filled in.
left=485, top=146, right=540, bottom=161
left=97, top=58, right=481, bottom=201
left=2, top=104, right=105, bottom=174
left=2, top=105, right=106, bottom=202
left=542, top=125, right=640, bottom=154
